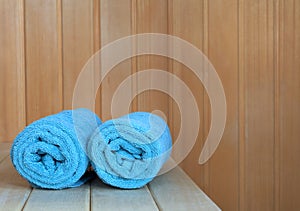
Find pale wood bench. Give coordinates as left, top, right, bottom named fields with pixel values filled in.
left=0, top=142, right=220, bottom=211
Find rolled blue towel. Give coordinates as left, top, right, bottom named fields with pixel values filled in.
left=10, top=108, right=101, bottom=189
left=88, top=112, right=172, bottom=189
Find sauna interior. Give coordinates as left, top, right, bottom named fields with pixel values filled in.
left=0, top=0, right=299, bottom=210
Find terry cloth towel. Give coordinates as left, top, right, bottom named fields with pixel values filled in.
left=11, top=108, right=101, bottom=189
left=88, top=112, right=172, bottom=189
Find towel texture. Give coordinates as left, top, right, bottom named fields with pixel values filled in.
left=11, top=108, right=101, bottom=189
left=88, top=112, right=172, bottom=189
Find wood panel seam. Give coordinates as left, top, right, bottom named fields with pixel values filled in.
left=19, top=0, right=28, bottom=126
left=56, top=0, right=64, bottom=111
left=131, top=0, right=138, bottom=112
left=238, top=0, right=246, bottom=210
left=203, top=0, right=210, bottom=194
left=146, top=185, right=161, bottom=210
left=274, top=0, right=281, bottom=210
left=167, top=0, right=173, bottom=158
left=0, top=155, right=9, bottom=165
left=93, top=0, right=101, bottom=117
left=17, top=0, right=27, bottom=129
left=20, top=187, right=33, bottom=210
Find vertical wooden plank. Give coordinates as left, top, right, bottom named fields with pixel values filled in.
left=135, top=0, right=169, bottom=118
left=205, top=0, right=239, bottom=210
left=135, top=0, right=150, bottom=113
left=167, top=0, right=175, bottom=162
left=100, top=0, right=132, bottom=121
left=168, top=0, right=205, bottom=191
left=25, top=0, right=63, bottom=123
left=0, top=0, right=26, bottom=142
left=62, top=0, right=94, bottom=111
left=279, top=0, right=300, bottom=209
left=242, top=0, right=275, bottom=210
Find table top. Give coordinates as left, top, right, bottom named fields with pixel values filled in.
left=0, top=142, right=220, bottom=211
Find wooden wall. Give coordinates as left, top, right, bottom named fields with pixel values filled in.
left=0, top=0, right=299, bottom=210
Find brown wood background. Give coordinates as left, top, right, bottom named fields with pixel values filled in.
left=0, top=0, right=299, bottom=210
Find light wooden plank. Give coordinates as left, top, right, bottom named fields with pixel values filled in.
left=148, top=167, right=220, bottom=211
left=0, top=157, right=32, bottom=210
left=25, top=0, right=63, bottom=124
left=91, top=179, right=158, bottom=211
left=242, top=0, right=275, bottom=210
left=0, top=0, right=26, bottom=142
left=206, top=0, right=239, bottom=210
left=23, top=183, right=90, bottom=211
left=62, top=0, right=94, bottom=110
left=278, top=0, right=300, bottom=209
left=0, top=143, right=11, bottom=162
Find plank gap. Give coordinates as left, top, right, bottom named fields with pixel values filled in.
left=146, top=184, right=162, bottom=211
left=21, top=188, right=34, bottom=210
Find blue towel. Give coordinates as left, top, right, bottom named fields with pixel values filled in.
left=10, top=108, right=101, bottom=189
left=88, top=112, right=172, bottom=189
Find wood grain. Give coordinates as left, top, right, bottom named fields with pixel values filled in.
left=0, top=1, right=300, bottom=210
left=206, top=0, right=239, bottom=210
left=238, top=0, right=246, bottom=210
left=0, top=157, right=32, bottom=210
left=62, top=0, right=94, bottom=110
left=0, top=141, right=217, bottom=210
left=242, top=0, right=275, bottom=210
left=278, top=0, right=300, bottom=209
left=148, top=167, right=220, bottom=210
left=91, top=179, right=158, bottom=211
left=135, top=0, right=169, bottom=120
left=168, top=0, right=205, bottom=191
left=0, top=0, right=26, bottom=142
left=23, top=184, right=90, bottom=211
left=99, top=0, right=132, bottom=121
left=93, top=0, right=102, bottom=117
left=25, top=0, right=63, bottom=123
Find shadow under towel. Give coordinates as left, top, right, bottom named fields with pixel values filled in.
left=10, top=108, right=101, bottom=189
left=88, top=112, right=172, bottom=189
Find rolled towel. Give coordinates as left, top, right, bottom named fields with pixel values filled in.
left=88, top=112, right=172, bottom=189
left=11, top=108, right=101, bottom=189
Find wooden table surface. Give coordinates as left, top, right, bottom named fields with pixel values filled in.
left=0, top=142, right=220, bottom=211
